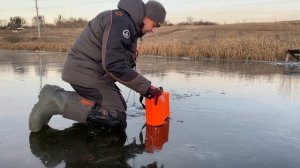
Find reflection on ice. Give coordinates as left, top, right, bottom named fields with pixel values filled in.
left=29, top=124, right=137, bottom=168
left=144, top=120, right=170, bottom=153
left=29, top=121, right=170, bottom=167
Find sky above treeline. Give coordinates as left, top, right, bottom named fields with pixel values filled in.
left=0, top=0, right=299, bottom=25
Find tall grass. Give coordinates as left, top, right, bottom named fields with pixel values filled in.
left=139, top=35, right=290, bottom=61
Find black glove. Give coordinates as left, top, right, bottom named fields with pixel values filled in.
left=144, top=86, right=163, bottom=105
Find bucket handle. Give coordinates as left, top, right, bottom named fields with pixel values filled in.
left=139, top=87, right=163, bottom=109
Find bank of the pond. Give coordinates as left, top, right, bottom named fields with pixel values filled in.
left=1, top=21, right=299, bottom=61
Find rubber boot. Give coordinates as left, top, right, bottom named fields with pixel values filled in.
left=29, top=84, right=126, bottom=132
left=29, top=84, right=93, bottom=132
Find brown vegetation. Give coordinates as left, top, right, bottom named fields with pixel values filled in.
left=0, top=21, right=300, bottom=61
left=0, top=28, right=81, bottom=52
left=139, top=21, right=300, bottom=61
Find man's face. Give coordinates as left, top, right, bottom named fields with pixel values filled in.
left=142, top=17, right=158, bottom=34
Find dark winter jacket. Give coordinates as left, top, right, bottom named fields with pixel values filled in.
left=62, top=0, right=150, bottom=95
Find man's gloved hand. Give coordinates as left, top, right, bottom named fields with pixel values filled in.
left=144, top=86, right=163, bottom=103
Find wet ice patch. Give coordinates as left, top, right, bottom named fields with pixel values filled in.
left=126, top=105, right=145, bottom=118
left=170, top=91, right=200, bottom=100
left=270, top=61, right=300, bottom=74
left=184, top=144, right=196, bottom=148
left=271, top=61, right=300, bottom=66
left=178, top=144, right=222, bottom=161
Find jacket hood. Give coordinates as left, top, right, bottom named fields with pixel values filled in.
left=117, top=0, right=145, bottom=29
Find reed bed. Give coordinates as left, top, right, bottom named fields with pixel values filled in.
left=138, top=35, right=293, bottom=61
left=0, top=21, right=299, bottom=61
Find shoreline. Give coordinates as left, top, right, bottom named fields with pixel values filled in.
left=1, top=22, right=299, bottom=61
left=1, top=49, right=299, bottom=67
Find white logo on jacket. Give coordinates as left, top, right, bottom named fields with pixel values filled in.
left=123, top=29, right=130, bottom=39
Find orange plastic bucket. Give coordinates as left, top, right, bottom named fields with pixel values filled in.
left=145, top=91, right=170, bottom=126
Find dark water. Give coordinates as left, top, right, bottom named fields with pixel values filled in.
left=1, top=49, right=300, bottom=168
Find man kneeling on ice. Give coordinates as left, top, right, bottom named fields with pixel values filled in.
left=29, top=0, right=166, bottom=132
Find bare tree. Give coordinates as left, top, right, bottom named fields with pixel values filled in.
left=32, top=15, right=45, bottom=26
left=54, top=15, right=87, bottom=28
left=55, top=14, right=64, bottom=25
left=186, top=16, right=194, bottom=25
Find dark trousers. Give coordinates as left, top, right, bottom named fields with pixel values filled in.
left=70, top=83, right=127, bottom=117
left=71, top=84, right=103, bottom=105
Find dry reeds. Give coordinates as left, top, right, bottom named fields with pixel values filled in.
left=138, top=34, right=290, bottom=61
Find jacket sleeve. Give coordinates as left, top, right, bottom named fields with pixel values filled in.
left=101, top=11, right=151, bottom=95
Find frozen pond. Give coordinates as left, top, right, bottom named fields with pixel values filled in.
left=1, top=49, right=300, bottom=168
